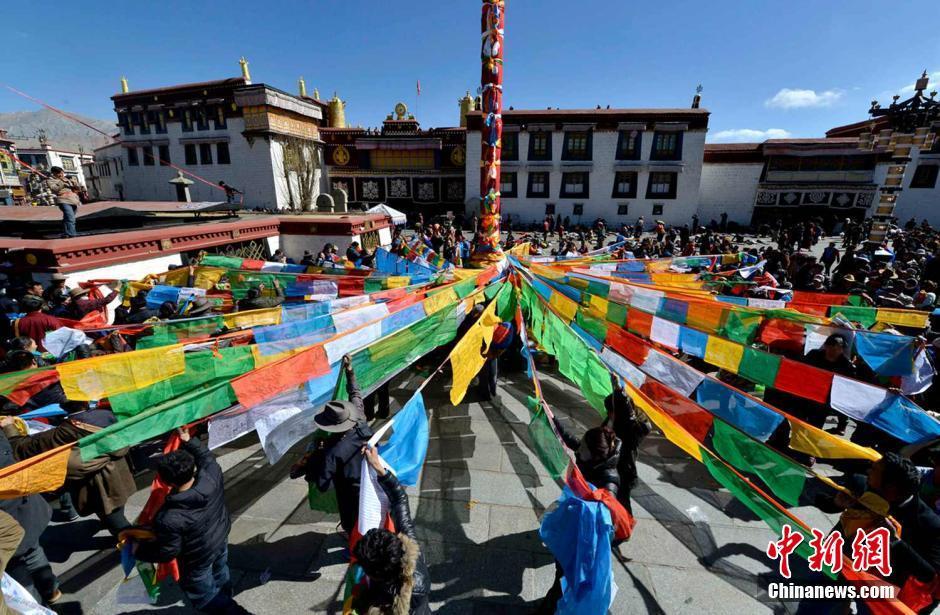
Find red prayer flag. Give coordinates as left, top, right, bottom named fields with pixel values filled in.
left=626, top=308, right=653, bottom=338
left=605, top=325, right=649, bottom=366
left=773, top=358, right=833, bottom=404
left=758, top=318, right=806, bottom=355
left=4, top=370, right=60, bottom=407
left=641, top=380, right=713, bottom=443
left=231, top=345, right=329, bottom=408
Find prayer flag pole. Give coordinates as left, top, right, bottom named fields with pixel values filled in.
left=471, top=0, right=506, bottom=266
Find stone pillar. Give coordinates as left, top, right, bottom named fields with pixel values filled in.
left=316, top=193, right=334, bottom=213
left=331, top=188, right=348, bottom=213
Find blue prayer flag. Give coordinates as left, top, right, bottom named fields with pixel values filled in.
left=378, top=392, right=429, bottom=487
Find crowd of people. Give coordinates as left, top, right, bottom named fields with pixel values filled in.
left=3, top=212, right=940, bottom=611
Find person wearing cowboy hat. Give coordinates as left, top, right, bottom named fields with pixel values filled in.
left=67, top=284, right=118, bottom=320
left=173, top=297, right=217, bottom=319
left=289, top=355, right=372, bottom=536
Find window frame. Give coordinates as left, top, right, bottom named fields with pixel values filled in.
left=143, top=146, right=155, bottom=166
left=545, top=203, right=556, bottom=215
left=616, top=130, right=642, bottom=160
left=216, top=142, right=231, bottom=165
left=572, top=203, right=584, bottom=216
left=127, top=147, right=139, bottom=166
left=213, top=106, right=227, bottom=130
left=646, top=171, right=678, bottom=199
left=611, top=171, right=638, bottom=198
left=650, top=131, right=683, bottom=161
left=910, top=164, right=939, bottom=189
left=158, top=145, right=171, bottom=166
left=559, top=171, right=589, bottom=198
left=182, top=109, right=194, bottom=133
left=499, top=171, right=517, bottom=198
left=527, top=171, right=549, bottom=198
left=199, top=143, right=213, bottom=165
left=652, top=204, right=664, bottom=216
left=184, top=144, right=197, bottom=165
left=501, top=132, right=518, bottom=161
left=528, top=131, right=552, bottom=161
left=617, top=204, right=629, bottom=215
left=561, top=130, right=592, bottom=161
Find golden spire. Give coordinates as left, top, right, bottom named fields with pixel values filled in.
left=313, top=87, right=320, bottom=100
left=239, top=57, right=251, bottom=84
left=120, top=76, right=129, bottom=94
left=298, top=76, right=307, bottom=98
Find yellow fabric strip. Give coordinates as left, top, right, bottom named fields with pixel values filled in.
left=424, top=287, right=459, bottom=315
left=589, top=295, right=609, bottom=318
left=549, top=292, right=579, bottom=323
left=57, top=345, right=186, bottom=400
left=788, top=420, right=881, bottom=462
left=449, top=287, right=505, bottom=405
left=507, top=242, right=531, bottom=257
left=875, top=308, right=928, bottom=329
left=704, top=335, right=744, bottom=374
left=0, top=444, right=72, bottom=498
left=223, top=307, right=282, bottom=329
left=387, top=276, right=410, bottom=289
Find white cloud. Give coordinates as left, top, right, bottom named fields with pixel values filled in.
left=765, top=88, right=842, bottom=109
left=709, top=128, right=792, bottom=143
left=899, top=71, right=940, bottom=94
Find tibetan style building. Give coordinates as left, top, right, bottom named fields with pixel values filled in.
left=320, top=101, right=467, bottom=220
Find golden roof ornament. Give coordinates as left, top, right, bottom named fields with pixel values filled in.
left=298, top=77, right=307, bottom=98
left=120, top=76, right=129, bottom=94
left=239, top=57, right=251, bottom=84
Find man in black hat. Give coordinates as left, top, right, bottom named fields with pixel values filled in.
left=173, top=297, right=217, bottom=319
left=235, top=279, right=284, bottom=312
left=805, top=334, right=856, bottom=434
left=290, top=355, right=372, bottom=535
left=67, top=284, right=118, bottom=320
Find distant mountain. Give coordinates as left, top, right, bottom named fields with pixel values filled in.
left=0, top=108, right=115, bottom=153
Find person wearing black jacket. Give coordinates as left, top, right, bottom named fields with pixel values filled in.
left=290, top=355, right=372, bottom=535
left=552, top=415, right=622, bottom=495
left=604, top=379, right=650, bottom=514
left=353, top=445, right=431, bottom=615
left=0, top=433, right=60, bottom=605
left=236, top=279, right=285, bottom=311
left=132, top=429, right=243, bottom=614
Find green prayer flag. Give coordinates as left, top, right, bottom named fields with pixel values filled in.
left=452, top=277, right=477, bottom=299
left=109, top=347, right=255, bottom=418
left=79, top=381, right=237, bottom=460
left=201, top=255, right=244, bottom=269
left=711, top=420, right=806, bottom=506
left=737, top=347, right=781, bottom=387
left=719, top=310, right=762, bottom=344
left=586, top=280, right=609, bottom=298
left=575, top=310, right=608, bottom=343
left=829, top=306, right=877, bottom=329
left=526, top=397, right=570, bottom=480
left=606, top=301, right=627, bottom=327
left=308, top=483, right=340, bottom=513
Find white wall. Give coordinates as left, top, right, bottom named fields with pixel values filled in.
left=119, top=117, right=288, bottom=209
left=697, top=162, right=764, bottom=225
left=466, top=128, right=705, bottom=228
left=885, top=149, right=940, bottom=225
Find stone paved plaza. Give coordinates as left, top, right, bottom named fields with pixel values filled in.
left=39, top=356, right=841, bottom=615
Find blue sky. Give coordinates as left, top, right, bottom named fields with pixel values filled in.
left=1, top=0, right=937, bottom=142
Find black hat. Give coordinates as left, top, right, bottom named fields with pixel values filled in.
left=824, top=334, right=848, bottom=348
left=20, top=295, right=43, bottom=311
left=314, top=400, right=366, bottom=433
left=188, top=297, right=214, bottom=315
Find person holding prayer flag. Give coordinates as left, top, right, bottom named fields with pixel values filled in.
left=131, top=428, right=247, bottom=615
left=352, top=445, right=430, bottom=614
left=290, top=355, right=372, bottom=537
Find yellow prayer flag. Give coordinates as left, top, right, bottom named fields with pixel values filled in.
left=788, top=420, right=881, bottom=462
left=449, top=288, right=504, bottom=405
left=704, top=336, right=744, bottom=373
left=0, top=444, right=72, bottom=498
left=452, top=268, right=480, bottom=282
left=223, top=307, right=282, bottom=329
left=424, top=287, right=458, bottom=315
left=57, top=346, right=186, bottom=400
left=549, top=292, right=579, bottom=323
left=588, top=295, right=609, bottom=319
left=875, top=308, right=928, bottom=329
left=507, top=242, right=531, bottom=257
left=387, top=276, right=410, bottom=289
left=121, top=282, right=153, bottom=306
